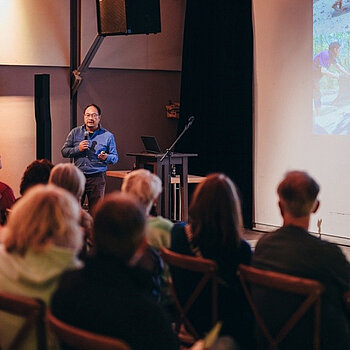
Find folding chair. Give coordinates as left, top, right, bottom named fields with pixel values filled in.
left=237, top=264, right=324, bottom=350
left=47, top=309, right=130, bottom=350
left=0, top=292, right=47, bottom=350
left=160, top=247, right=219, bottom=342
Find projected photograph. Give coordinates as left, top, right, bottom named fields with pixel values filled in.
left=313, top=0, right=350, bottom=134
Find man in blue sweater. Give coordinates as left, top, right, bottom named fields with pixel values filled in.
left=61, top=104, right=118, bottom=210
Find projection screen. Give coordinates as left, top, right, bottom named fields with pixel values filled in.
left=254, top=0, right=350, bottom=242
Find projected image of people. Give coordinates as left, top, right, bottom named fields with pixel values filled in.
left=313, top=0, right=350, bottom=134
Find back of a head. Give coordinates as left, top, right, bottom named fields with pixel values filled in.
left=277, top=171, right=320, bottom=218
left=121, top=169, right=162, bottom=212
left=93, top=191, right=146, bottom=261
left=49, top=163, right=86, bottom=201
left=20, top=159, right=54, bottom=195
left=189, top=173, right=243, bottom=251
left=2, top=184, right=83, bottom=255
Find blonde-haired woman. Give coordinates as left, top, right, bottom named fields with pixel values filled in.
left=0, top=184, right=83, bottom=349
left=121, top=169, right=173, bottom=249
left=49, top=163, right=93, bottom=258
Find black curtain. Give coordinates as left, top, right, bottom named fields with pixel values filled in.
left=176, top=0, right=253, bottom=227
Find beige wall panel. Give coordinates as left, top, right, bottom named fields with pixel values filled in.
left=0, top=0, right=69, bottom=66
left=0, top=96, right=36, bottom=197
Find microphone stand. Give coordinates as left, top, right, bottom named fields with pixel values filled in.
left=160, top=117, right=195, bottom=221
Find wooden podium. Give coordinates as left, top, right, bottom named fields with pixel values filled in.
left=127, top=152, right=198, bottom=221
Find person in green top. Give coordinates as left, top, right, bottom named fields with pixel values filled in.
left=122, top=169, right=174, bottom=308
left=0, top=184, right=83, bottom=349
left=121, top=169, right=173, bottom=249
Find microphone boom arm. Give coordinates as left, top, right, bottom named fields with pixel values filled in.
left=160, top=116, right=194, bottom=162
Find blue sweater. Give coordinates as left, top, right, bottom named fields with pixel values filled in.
left=61, top=125, right=118, bottom=175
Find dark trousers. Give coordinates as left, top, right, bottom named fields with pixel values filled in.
left=82, top=172, right=106, bottom=212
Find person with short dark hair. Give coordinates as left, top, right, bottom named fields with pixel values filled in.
left=19, top=159, right=54, bottom=196
left=51, top=192, right=178, bottom=350
left=61, top=104, right=118, bottom=211
left=253, top=171, right=350, bottom=349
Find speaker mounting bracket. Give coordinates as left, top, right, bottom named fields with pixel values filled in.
left=71, top=34, right=105, bottom=96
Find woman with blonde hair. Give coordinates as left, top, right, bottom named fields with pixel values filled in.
left=170, top=173, right=254, bottom=349
left=49, top=163, right=93, bottom=258
left=0, top=184, right=83, bottom=349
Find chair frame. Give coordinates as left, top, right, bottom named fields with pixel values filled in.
left=0, top=292, right=47, bottom=350
left=47, top=309, right=130, bottom=350
left=238, top=264, right=324, bottom=350
left=160, top=247, right=219, bottom=340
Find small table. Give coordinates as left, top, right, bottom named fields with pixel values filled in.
left=106, top=170, right=205, bottom=221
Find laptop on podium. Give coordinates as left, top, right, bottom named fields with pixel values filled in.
left=141, top=136, right=163, bottom=154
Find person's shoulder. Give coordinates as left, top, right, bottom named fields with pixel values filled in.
left=98, top=125, right=113, bottom=135
left=239, top=238, right=252, bottom=252
left=171, top=221, right=186, bottom=237
left=170, top=222, right=192, bottom=255
left=71, top=125, right=84, bottom=132
left=0, top=181, right=14, bottom=193
left=316, top=236, right=347, bottom=257
left=57, top=266, right=83, bottom=285
left=148, top=216, right=173, bottom=231
left=66, top=125, right=84, bottom=137
left=255, top=230, right=276, bottom=244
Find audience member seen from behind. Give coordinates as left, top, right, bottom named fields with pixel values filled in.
left=49, top=163, right=93, bottom=258
left=121, top=169, right=173, bottom=249
left=19, top=159, right=54, bottom=197
left=51, top=192, right=178, bottom=350
left=0, top=155, right=15, bottom=225
left=253, top=171, right=350, bottom=349
left=122, top=169, right=174, bottom=306
left=171, top=173, right=254, bottom=349
left=0, top=184, right=83, bottom=350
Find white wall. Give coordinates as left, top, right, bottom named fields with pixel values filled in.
left=254, top=0, right=350, bottom=239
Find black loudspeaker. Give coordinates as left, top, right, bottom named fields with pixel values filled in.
left=34, top=74, right=52, bottom=161
left=96, top=0, right=161, bottom=36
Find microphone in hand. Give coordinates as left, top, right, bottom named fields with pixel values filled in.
left=79, top=131, right=90, bottom=152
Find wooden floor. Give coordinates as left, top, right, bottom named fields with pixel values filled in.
left=243, top=228, right=264, bottom=250
left=244, top=228, right=264, bottom=240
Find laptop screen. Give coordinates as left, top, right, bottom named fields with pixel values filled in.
left=141, top=136, right=162, bottom=154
